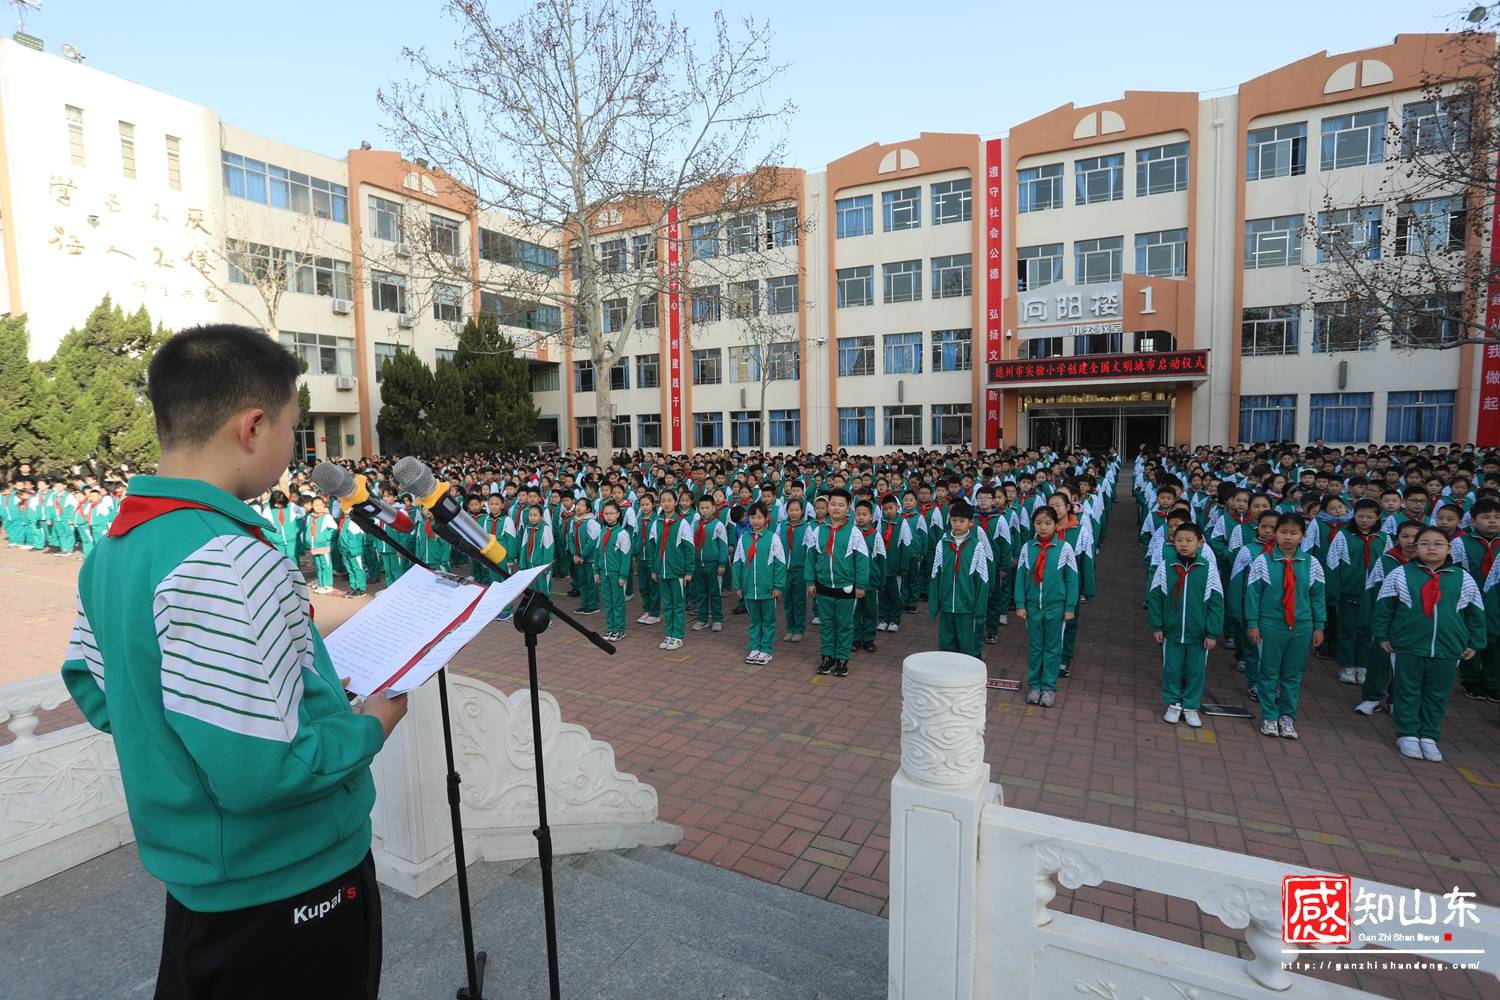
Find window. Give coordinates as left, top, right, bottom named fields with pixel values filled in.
left=931, top=254, right=973, bottom=298
left=883, top=332, right=923, bottom=375
left=165, top=136, right=182, bottom=191
left=1394, top=292, right=1463, bottom=350
left=225, top=240, right=272, bottom=286
left=1320, top=110, right=1387, bottom=170
left=837, top=266, right=874, bottom=308
left=600, top=238, right=627, bottom=273
left=689, top=221, right=719, bottom=260
left=883, top=187, right=921, bottom=231
left=1395, top=197, right=1466, bottom=255
left=435, top=349, right=456, bottom=366
left=531, top=365, right=561, bottom=392
left=728, top=346, right=761, bottom=384
left=373, top=342, right=405, bottom=382
left=430, top=216, right=462, bottom=257
left=932, top=404, right=972, bottom=447
left=838, top=336, right=876, bottom=377
left=230, top=160, right=350, bottom=222
left=1386, top=390, right=1455, bottom=443
left=932, top=179, right=972, bottom=225
left=1310, top=393, right=1372, bottom=443
left=1018, top=163, right=1063, bottom=213
left=1135, top=331, right=1176, bottom=353
left=576, top=417, right=597, bottom=450
left=314, top=258, right=353, bottom=299
left=838, top=407, right=875, bottom=446
left=1316, top=206, right=1382, bottom=262
left=1313, top=301, right=1379, bottom=353
left=728, top=280, right=760, bottom=319
left=766, top=341, right=799, bottom=380
left=1246, top=122, right=1307, bottom=180
left=574, top=361, right=596, bottom=393
left=692, top=348, right=722, bottom=385
left=370, top=271, right=406, bottom=313
left=883, top=260, right=922, bottom=303
left=1402, top=98, right=1469, bottom=158
left=636, top=353, right=660, bottom=389
left=1136, top=142, right=1188, bottom=196
left=766, top=207, right=799, bottom=247
left=478, top=230, right=559, bottom=275
left=885, top=405, right=923, bottom=447
left=1244, top=215, right=1302, bottom=269
left=602, top=298, right=628, bottom=334
left=1074, top=154, right=1123, bottom=205
left=1073, top=331, right=1123, bottom=355
left=481, top=294, right=561, bottom=333
left=836, top=195, right=873, bottom=238
left=766, top=274, right=798, bottom=315
left=608, top=362, right=629, bottom=391
left=638, top=297, right=658, bottom=329
left=223, top=152, right=268, bottom=203
left=931, top=328, right=972, bottom=371
left=1134, top=229, right=1187, bottom=277
left=116, top=121, right=136, bottom=179
left=611, top=415, right=632, bottom=448
left=694, top=411, right=724, bottom=448
left=631, top=233, right=656, bottom=271
left=1239, top=394, right=1297, bottom=443
left=769, top=409, right=800, bottom=448
left=1075, top=236, right=1123, bottom=284
left=1017, top=243, right=1063, bottom=291
left=730, top=410, right=761, bottom=448
left=369, top=196, right=403, bottom=242
left=65, top=105, right=85, bottom=166
left=432, top=283, right=463, bottom=322
left=1241, top=305, right=1300, bottom=356
left=637, top=414, right=662, bottom=449
left=1020, top=337, right=1064, bottom=360
left=690, top=285, right=721, bottom=324
left=279, top=331, right=354, bottom=377
left=727, top=215, right=758, bottom=255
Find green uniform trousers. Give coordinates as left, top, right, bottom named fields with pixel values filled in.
left=575, top=560, right=599, bottom=611
left=784, top=568, right=807, bottom=635
left=78, top=532, right=95, bottom=559
left=816, top=594, right=855, bottom=660
left=312, top=554, right=334, bottom=590
left=1255, top=621, right=1310, bottom=721
left=854, top=591, right=879, bottom=644
left=601, top=573, right=627, bottom=635
left=693, top=568, right=723, bottom=624
left=1161, top=640, right=1207, bottom=710
left=660, top=576, right=688, bottom=639
left=1333, top=598, right=1364, bottom=671
left=54, top=522, right=75, bottom=554
left=1392, top=653, right=1458, bottom=741
left=879, top=576, right=903, bottom=628
left=937, top=611, right=980, bottom=657
left=985, top=572, right=1005, bottom=632
left=638, top=561, right=660, bottom=616
left=747, top=598, right=776, bottom=654
left=1024, top=612, right=1065, bottom=692
left=1062, top=609, right=1080, bottom=666
left=345, top=553, right=366, bottom=592
left=1361, top=637, right=1393, bottom=702
left=1459, top=640, right=1500, bottom=698
left=381, top=554, right=405, bottom=586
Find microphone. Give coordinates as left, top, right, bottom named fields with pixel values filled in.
left=393, top=456, right=508, bottom=569
left=312, top=462, right=414, bottom=534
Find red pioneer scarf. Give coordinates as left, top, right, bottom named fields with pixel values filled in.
left=1172, top=559, right=1201, bottom=602
left=949, top=534, right=971, bottom=582
left=1475, top=534, right=1500, bottom=581
left=746, top=530, right=761, bottom=564
left=1032, top=535, right=1054, bottom=586
left=1417, top=566, right=1444, bottom=618
left=1277, top=555, right=1298, bottom=628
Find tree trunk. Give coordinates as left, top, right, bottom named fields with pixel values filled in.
left=594, top=383, right=614, bottom=457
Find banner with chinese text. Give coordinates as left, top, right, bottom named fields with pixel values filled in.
left=1479, top=181, right=1500, bottom=445
left=666, top=206, right=684, bottom=451
left=989, top=350, right=1208, bottom=385
left=984, top=138, right=1004, bottom=449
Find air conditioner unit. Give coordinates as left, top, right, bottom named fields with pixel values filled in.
left=331, top=298, right=353, bottom=315
left=397, top=313, right=417, bottom=329
left=394, top=242, right=411, bottom=258
left=335, top=376, right=357, bottom=391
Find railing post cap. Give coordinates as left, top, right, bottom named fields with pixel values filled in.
left=902, top=651, right=987, bottom=688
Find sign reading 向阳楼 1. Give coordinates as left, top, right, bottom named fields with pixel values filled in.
left=1017, top=281, right=1123, bottom=338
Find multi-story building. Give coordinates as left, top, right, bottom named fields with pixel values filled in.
left=0, top=31, right=1488, bottom=456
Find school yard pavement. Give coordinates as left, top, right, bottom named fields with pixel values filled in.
left=7, top=499, right=1500, bottom=998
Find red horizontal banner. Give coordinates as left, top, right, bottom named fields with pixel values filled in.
left=988, top=349, right=1208, bottom=385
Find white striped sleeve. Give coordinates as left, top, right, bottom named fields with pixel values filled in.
left=154, top=534, right=313, bottom=743
left=66, top=594, right=105, bottom=695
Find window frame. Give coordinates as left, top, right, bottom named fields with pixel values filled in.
left=1074, top=153, right=1124, bottom=205
left=1074, top=236, right=1123, bottom=284
left=693, top=411, right=724, bottom=449
left=1320, top=109, right=1388, bottom=171
left=883, top=332, right=923, bottom=375
left=931, top=328, right=973, bottom=372
left=692, top=347, right=723, bottom=386
left=66, top=105, right=86, bottom=166
left=432, top=283, right=463, bottom=322
left=636, top=353, right=660, bottom=389
left=370, top=270, right=407, bottom=314
left=836, top=266, right=874, bottom=308
left=369, top=196, right=403, bottom=243
left=1016, top=243, right=1064, bottom=291
left=837, top=336, right=876, bottom=377
left=1134, top=229, right=1188, bottom=278
left=1316, top=206, right=1383, bottom=262
left=769, top=409, right=801, bottom=448
left=931, top=403, right=973, bottom=448
left=766, top=274, right=799, bottom=315
left=837, top=406, right=876, bottom=447
left=882, top=187, right=921, bottom=232
left=1244, top=215, right=1304, bottom=269
left=1241, top=305, right=1300, bottom=357
left=1135, top=142, right=1189, bottom=197
left=835, top=195, right=874, bottom=239
left=1312, top=300, right=1380, bottom=353
left=1246, top=122, right=1307, bottom=181
left=931, top=178, right=973, bottom=225
left=883, top=259, right=923, bottom=304
left=1309, top=392, right=1373, bottom=444
left=1385, top=390, right=1455, bottom=444
left=931, top=254, right=973, bottom=298
left=884, top=404, right=923, bottom=447
left=1017, top=163, right=1064, bottom=213
left=1238, top=394, right=1297, bottom=443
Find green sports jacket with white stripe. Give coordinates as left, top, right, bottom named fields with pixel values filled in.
left=60, top=476, right=383, bottom=912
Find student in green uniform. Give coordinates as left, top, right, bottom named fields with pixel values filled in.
left=806, top=488, right=869, bottom=677
left=61, top=323, right=405, bottom=997
left=517, top=503, right=555, bottom=597
left=689, top=494, right=729, bottom=632
left=973, top=486, right=1012, bottom=644
left=634, top=493, right=661, bottom=626
left=595, top=500, right=632, bottom=642
left=262, top=491, right=302, bottom=564
left=374, top=486, right=409, bottom=585
left=900, top=491, right=929, bottom=612
left=1015, top=505, right=1079, bottom=707
left=780, top=497, right=809, bottom=643
left=1325, top=498, right=1387, bottom=686
left=1456, top=497, right=1500, bottom=701
left=732, top=502, right=786, bottom=665
left=929, top=500, right=989, bottom=658
left=568, top=504, right=601, bottom=615
left=1373, top=526, right=1486, bottom=762
left=337, top=511, right=368, bottom=598
left=306, top=497, right=337, bottom=593
left=75, top=488, right=103, bottom=558
left=1148, top=522, right=1224, bottom=729
left=1245, top=513, right=1326, bottom=740
left=852, top=499, right=887, bottom=653
left=416, top=503, right=453, bottom=573
left=1356, top=521, right=1420, bottom=715
left=877, top=494, right=911, bottom=634
left=650, top=490, right=695, bottom=650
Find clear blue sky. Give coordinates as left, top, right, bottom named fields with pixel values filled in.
left=12, top=0, right=1467, bottom=168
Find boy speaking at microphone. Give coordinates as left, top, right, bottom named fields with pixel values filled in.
left=60, top=325, right=408, bottom=1000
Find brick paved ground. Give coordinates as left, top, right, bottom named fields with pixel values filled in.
left=8, top=489, right=1500, bottom=997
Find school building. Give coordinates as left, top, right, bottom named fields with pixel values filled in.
left=0, top=31, right=1487, bottom=458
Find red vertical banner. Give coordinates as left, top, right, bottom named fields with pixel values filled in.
left=1478, top=180, right=1500, bottom=445
left=983, top=139, right=1005, bottom=450
left=667, top=206, right=684, bottom=451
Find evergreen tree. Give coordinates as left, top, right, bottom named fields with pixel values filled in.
left=427, top=358, right=468, bottom=454
left=453, top=318, right=539, bottom=451
left=0, top=314, right=46, bottom=465
left=375, top=347, right=435, bottom=456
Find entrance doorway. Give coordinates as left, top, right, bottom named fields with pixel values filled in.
left=1124, top=414, right=1167, bottom=455
left=1026, top=404, right=1170, bottom=453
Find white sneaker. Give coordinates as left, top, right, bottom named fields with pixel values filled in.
left=1354, top=700, right=1382, bottom=716
left=1337, top=667, right=1359, bottom=684
left=1356, top=667, right=1367, bottom=684
left=1278, top=717, right=1299, bottom=740
left=887, top=623, right=899, bottom=633
left=658, top=639, right=671, bottom=649
left=637, top=614, right=652, bottom=624
left=1163, top=704, right=1183, bottom=724
left=744, top=652, right=759, bottom=664
left=1183, top=709, right=1202, bottom=729
left=662, top=637, right=683, bottom=651
left=1260, top=719, right=1279, bottom=737
left=812, top=617, right=821, bottom=626
left=711, top=622, right=722, bottom=632
left=787, top=633, right=802, bottom=643
left=1396, top=736, right=1423, bottom=759
left=1420, top=738, right=1443, bottom=763
left=876, top=622, right=888, bottom=632
left=998, top=614, right=1009, bottom=626
left=691, top=621, right=710, bottom=631
left=759, top=653, right=772, bottom=665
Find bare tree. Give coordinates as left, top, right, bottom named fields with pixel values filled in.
left=732, top=280, right=804, bottom=449
left=378, top=0, right=794, bottom=454
left=1305, top=18, right=1497, bottom=350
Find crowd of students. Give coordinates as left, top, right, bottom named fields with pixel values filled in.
left=6, top=439, right=1495, bottom=765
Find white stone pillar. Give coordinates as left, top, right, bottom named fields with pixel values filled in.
left=888, top=651, right=993, bottom=1000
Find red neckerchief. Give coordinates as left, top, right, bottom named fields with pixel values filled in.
left=882, top=521, right=895, bottom=548
left=1390, top=548, right=1411, bottom=566
left=977, top=512, right=994, bottom=535
left=83, top=502, right=95, bottom=525
left=694, top=517, right=707, bottom=552
left=1275, top=552, right=1299, bottom=628
left=526, top=525, right=540, bottom=558
left=784, top=521, right=800, bottom=556
left=1172, top=558, right=1201, bottom=602
left=746, top=529, right=762, bottom=563
left=660, top=514, right=680, bottom=559
left=824, top=521, right=846, bottom=559
left=1032, top=535, right=1054, bottom=586
left=572, top=520, right=584, bottom=552
left=949, top=533, right=972, bottom=581
left=1475, top=533, right=1500, bottom=581
left=602, top=525, right=615, bottom=552
left=424, top=519, right=437, bottom=539
left=338, top=515, right=349, bottom=532
left=1417, top=564, right=1446, bottom=618
left=1351, top=529, right=1379, bottom=569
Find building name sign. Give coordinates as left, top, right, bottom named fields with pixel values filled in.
left=1018, top=281, right=1121, bottom=336
left=989, top=349, right=1208, bottom=385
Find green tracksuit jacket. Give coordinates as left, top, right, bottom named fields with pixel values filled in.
left=1147, top=551, right=1226, bottom=643
left=1372, top=563, right=1486, bottom=660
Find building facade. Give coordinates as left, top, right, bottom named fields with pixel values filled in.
left=0, top=32, right=1486, bottom=457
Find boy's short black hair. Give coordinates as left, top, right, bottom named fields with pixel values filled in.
left=1471, top=497, right=1500, bottom=517
left=147, top=324, right=299, bottom=448
left=1275, top=512, right=1307, bottom=534
left=1173, top=522, right=1204, bottom=540
left=1353, top=497, right=1381, bottom=513
left=855, top=499, right=874, bottom=514
left=948, top=500, right=975, bottom=520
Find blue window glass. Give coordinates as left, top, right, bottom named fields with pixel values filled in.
left=1385, top=391, right=1455, bottom=444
